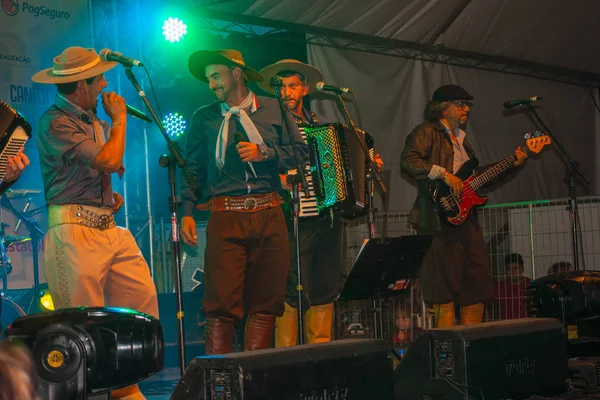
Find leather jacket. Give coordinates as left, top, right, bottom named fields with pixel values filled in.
left=400, top=120, right=478, bottom=234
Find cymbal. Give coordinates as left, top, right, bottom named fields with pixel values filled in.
left=3, top=189, right=42, bottom=198
left=2, top=235, right=30, bottom=246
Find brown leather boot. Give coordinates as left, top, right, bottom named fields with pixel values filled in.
left=460, top=303, right=484, bottom=325
left=205, top=316, right=234, bottom=355
left=305, top=303, right=334, bottom=344
left=244, top=313, right=275, bottom=351
left=275, top=303, right=298, bottom=348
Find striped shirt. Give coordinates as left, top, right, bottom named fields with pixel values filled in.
left=36, top=94, right=114, bottom=208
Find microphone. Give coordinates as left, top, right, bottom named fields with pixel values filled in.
left=269, top=76, right=283, bottom=87
left=503, top=96, right=544, bottom=109
left=233, top=133, right=258, bottom=179
left=99, top=48, right=143, bottom=68
left=315, top=82, right=351, bottom=94
left=126, top=104, right=152, bottom=123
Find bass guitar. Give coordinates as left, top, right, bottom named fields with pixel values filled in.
left=429, top=132, right=551, bottom=226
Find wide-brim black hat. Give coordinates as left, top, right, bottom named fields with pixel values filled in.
left=188, top=49, right=263, bottom=83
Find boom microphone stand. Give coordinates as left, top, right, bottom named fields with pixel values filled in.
left=334, top=94, right=386, bottom=236
left=525, top=103, right=589, bottom=271
left=123, top=67, right=198, bottom=374
left=270, top=76, right=310, bottom=345
left=334, top=93, right=387, bottom=338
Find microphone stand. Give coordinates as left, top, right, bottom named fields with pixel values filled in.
left=270, top=77, right=310, bottom=345
left=525, top=103, right=589, bottom=271
left=334, top=93, right=387, bottom=339
left=0, top=196, right=44, bottom=314
left=124, top=67, right=198, bottom=374
left=0, top=222, right=11, bottom=299
left=334, top=93, right=386, bottom=238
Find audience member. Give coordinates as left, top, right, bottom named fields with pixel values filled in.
left=547, top=261, right=574, bottom=275
left=493, top=253, right=531, bottom=320
left=0, top=340, right=39, bottom=400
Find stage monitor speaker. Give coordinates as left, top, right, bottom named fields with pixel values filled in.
left=171, top=338, right=395, bottom=400
left=394, top=318, right=568, bottom=400
left=568, top=357, right=600, bottom=389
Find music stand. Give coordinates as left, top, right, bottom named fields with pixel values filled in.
left=337, top=235, right=432, bottom=339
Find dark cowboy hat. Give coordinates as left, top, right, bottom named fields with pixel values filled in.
left=188, top=49, right=263, bottom=83
left=32, top=46, right=117, bottom=84
left=258, top=59, right=324, bottom=95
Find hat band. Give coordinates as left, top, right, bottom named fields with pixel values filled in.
left=52, top=57, right=101, bottom=76
left=229, top=57, right=244, bottom=66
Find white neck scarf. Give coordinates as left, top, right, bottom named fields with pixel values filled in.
left=216, top=91, right=265, bottom=170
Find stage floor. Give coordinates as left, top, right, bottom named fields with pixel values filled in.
left=140, top=368, right=180, bottom=400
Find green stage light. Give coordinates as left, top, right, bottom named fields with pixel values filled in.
left=163, top=112, right=187, bottom=138
left=162, top=17, right=187, bottom=42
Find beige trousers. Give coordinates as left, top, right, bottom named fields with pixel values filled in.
left=44, top=213, right=159, bottom=319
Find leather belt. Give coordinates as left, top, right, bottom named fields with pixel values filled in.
left=197, top=192, right=282, bottom=212
left=48, top=204, right=116, bottom=230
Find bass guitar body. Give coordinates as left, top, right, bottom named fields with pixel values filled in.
left=429, top=159, right=487, bottom=226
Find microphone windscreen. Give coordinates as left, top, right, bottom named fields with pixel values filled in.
left=234, top=132, right=245, bottom=143
left=99, top=48, right=111, bottom=62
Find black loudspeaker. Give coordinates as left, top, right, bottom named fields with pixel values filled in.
left=394, top=318, right=568, bottom=400
left=568, top=357, right=600, bottom=389
left=171, top=338, right=395, bottom=400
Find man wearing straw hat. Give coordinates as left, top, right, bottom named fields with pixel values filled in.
left=258, top=59, right=384, bottom=347
left=33, top=46, right=158, bottom=400
left=181, top=50, right=308, bottom=354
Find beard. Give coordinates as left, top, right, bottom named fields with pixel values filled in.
left=213, top=87, right=227, bottom=102
left=283, top=98, right=298, bottom=112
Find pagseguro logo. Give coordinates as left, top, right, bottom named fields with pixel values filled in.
left=2, top=0, right=20, bottom=16
left=22, top=1, right=70, bottom=19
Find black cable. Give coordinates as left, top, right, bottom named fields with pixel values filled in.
left=387, top=340, right=404, bottom=363
left=587, top=87, right=600, bottom=115
left=350, top=91, right=364, bottom=130
left=143, top=65, right=164, bottom=121
left=436, top=362, right=485, bottom=400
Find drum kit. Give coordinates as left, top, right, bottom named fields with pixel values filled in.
left=0, top=188, right=44, bottom=334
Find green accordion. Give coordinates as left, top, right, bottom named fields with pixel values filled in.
left=304, top=123, right=374, bottom=219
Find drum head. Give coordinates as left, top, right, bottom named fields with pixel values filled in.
left=1, top=297, right=26, bottom=337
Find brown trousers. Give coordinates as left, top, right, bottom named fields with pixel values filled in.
left=203, top=206, right=289, bottom=321
left=44, top=223, right=159, bottom=319
left=419, top=216, right=493, bottom=307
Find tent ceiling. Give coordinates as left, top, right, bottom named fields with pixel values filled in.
left=201, top=0, right=600, bottom=76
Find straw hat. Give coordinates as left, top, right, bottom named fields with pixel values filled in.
left=32, top=46, right=117, bottom=84
left=258, top=59, right=323, bottom=95
left=188, top=49, right=263, bottom=83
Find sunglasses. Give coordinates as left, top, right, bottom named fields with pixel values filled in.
left=452, top=101, right=473, bottom=109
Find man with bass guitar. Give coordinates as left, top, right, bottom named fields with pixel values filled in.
left=401, top=84, right=528, bottom=328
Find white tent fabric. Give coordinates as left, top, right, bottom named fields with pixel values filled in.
left=209, top=0, right=600, bottom=208
left=308, top=48, right=600, bottom=210
left=222, top=0, right=600, bottom=73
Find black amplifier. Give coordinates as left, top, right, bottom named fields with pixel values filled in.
left=171, top=338, right=395, bottom=400
left=394, top=318, right=568, bottom=400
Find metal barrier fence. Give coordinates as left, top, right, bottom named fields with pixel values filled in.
left=337, top=196, right=600, bottom=343
left=151, top=196, right=600, bottom=345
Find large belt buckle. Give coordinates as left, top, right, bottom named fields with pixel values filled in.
left=244, top=197, right=257, bottom=210
left=97, top=214, right=112, bottom=230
